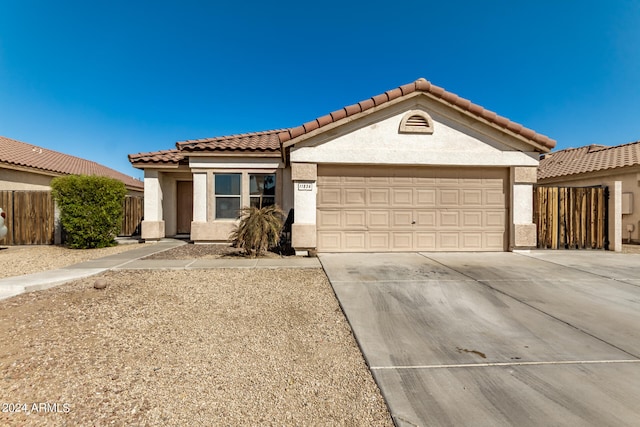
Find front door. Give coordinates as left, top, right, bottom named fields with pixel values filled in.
left=176, top=181, right=193, bottom=235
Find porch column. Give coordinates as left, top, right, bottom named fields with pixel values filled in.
left=511, top=167, right=537, bottom=250
left=291, top=163, right=317, bottom=255
left=610, top=181, right=622, bottom=252
left=141, top=169, right=165, bottom=241
left=190, top=171, right=212, bottom=243
left=192, top=172, right=207, bottom=223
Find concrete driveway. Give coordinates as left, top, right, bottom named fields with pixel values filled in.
left=319, top=251, right=640, bottom=427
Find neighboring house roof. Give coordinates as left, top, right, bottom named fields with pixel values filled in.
left=129, top=78, right=556, bottom=167
left=0, top=136, right=143, bottom=190
left=278, top=78, right=556, bottom=151
left=538, top=141, right=640, bottom=181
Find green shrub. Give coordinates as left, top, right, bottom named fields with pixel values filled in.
left=51, top=175, right=127, bottom=249
left=230, top=205, right=284, bottom=257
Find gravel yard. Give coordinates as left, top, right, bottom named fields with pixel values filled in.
left=0, top=244, right=144, bottom=279
left=143, top=243, right=287, bottom=260
left=0, top=268, right=392, bottom=426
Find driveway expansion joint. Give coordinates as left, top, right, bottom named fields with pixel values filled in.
left=371, top=359, right=640, bottom=370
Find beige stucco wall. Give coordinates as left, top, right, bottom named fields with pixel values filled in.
left=0, top=168, right=52, bottom=190
left=183, top=157, right=287, bottom=243
left=539, top=168, right=640, bottom=250
left=288, top=98, right=541, bottom=251
left=281, top=167, right=293, bottom=214
left=141, top=169, right=192, bottom=239
left=289, top=97, right=539, bottom=167
left=141, top=169, right=164, bottom=240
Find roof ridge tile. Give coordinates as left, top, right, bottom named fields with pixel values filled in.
left=276, top=78, right=556, bottom=151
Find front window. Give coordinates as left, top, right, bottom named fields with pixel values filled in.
left=250, top=174, right=276, bottom=208
left=215, top=173, right=241, bottom=219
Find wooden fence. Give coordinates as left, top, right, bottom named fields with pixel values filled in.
left=119, top=196, right=144, bottom=237
left=534, top=186, right=608, bottom=250
left=0, top=191, right=55, bottom=245
left=0, top=191, right=144, bottom=245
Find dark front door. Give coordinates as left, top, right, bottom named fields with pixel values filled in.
left=176, top=181, right=193, bottom=235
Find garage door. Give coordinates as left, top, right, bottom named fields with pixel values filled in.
left=316, top=165, right=508, bottom=252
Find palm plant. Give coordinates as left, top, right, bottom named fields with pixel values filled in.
left=229, top=205, right=284, bottom=257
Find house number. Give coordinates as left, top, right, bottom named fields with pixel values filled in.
left=297, top=183, right=313, bottom=191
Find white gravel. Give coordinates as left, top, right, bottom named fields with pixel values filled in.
left=0, top=268, right=393, bottom=426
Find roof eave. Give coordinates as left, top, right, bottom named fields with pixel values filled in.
left=129, top=162, right=183, bottom=170
left=282, top=91, right=554, bottom=153
left=282, top=92, right=423, bottom=149
left=183, top=150, right=282, bottom=158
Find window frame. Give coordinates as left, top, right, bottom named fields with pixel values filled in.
left=210, top=170, right=279, bottom=221
left=249, top=173, right=276, bottom=209
left=213, top=173, right=242, bottom=220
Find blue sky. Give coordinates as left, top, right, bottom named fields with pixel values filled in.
left=1, top=0, right=639, bottom=179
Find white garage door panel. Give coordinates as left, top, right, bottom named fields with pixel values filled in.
left=317, top=166, right=508, bottom=252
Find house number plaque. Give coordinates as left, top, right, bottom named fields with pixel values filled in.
left=297, top=183, right=313, bottom=191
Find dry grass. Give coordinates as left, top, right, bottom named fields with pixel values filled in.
left=0, top=269, right=392, bottom=426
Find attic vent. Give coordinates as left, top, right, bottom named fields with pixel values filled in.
left=399, top=111, right=434, bottom=134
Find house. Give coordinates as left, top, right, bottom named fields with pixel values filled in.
left=129, top=78, right=555, bottom=253
left=1, top=136, right=144, bottom=245
left=0, top=136, right=144, bottom=195
left=538, top=141, right=640, bottom=249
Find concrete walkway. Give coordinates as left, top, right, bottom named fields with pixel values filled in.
left=0, top=240, right=320, bottom=300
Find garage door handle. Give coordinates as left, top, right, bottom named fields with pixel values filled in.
left=411, top=220, right=416, bottom=225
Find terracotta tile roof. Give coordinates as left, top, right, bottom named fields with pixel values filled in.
left=538, top=141, right=640, bottom=180
left=278, top=78, right=556, bottom=152
left=128, top=78, right=555, bottom=166
left=176, top=129, right=284, bottom=156
left=128, top=149, right=185, bottom=165
left=0, top=136, right=143, bottom=190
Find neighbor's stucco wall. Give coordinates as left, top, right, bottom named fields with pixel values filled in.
left=0, top=168, right=52, bottom=190
left=539, top=169, right=640, bottom=251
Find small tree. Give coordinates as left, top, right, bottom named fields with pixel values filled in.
left=230, top=205, right=284, bottom=257
left=51, top=175, right=127, bottom=249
